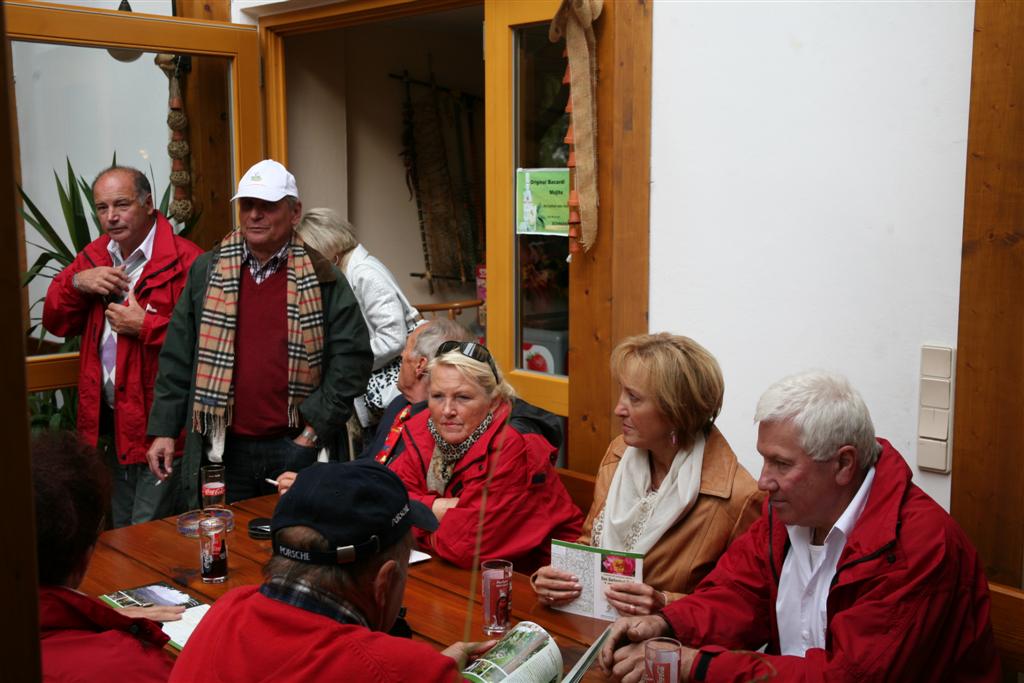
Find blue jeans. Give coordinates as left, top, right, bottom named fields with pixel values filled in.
left=219, top=435, right=319, bottom=503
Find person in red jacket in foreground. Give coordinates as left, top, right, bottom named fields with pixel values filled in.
left=170, top=460, right=491, bottom=682
left=35, top=432, right=178, bottom=683
left=600, top=370, right=1000, bottom=682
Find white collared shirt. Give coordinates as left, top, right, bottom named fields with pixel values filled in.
left=100, top=220, right=157, bottom=405
left=105, top=219, right=157, bottom=289
left=776, top=465, right=876, bottom=656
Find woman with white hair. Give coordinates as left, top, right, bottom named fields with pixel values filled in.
left=298, top=208, right=420, bottom=426
left=390, top=341, right=584, bottom=573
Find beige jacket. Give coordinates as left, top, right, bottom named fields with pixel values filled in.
left=579, top=428, right=763, bottom=600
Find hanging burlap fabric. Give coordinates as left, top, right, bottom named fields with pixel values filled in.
left=550, top=0, right=603, bottom=251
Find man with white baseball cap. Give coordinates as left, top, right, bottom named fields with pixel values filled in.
left=147, top=159, right=373, bottom=508
left=169, top=460, right=492, bottom=681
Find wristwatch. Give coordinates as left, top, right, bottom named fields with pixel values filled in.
left=72, top=272, right=84, bottom=292
left=299, top=427, right=318, bottom=446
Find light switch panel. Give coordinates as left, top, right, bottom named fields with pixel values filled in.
left=921, top=346, right=953, bottom=379
left=920, top=377, right=951, bottom=409
left=918, top=407, right=949, bottom=440
left=917, top=437, right=950, bottom=473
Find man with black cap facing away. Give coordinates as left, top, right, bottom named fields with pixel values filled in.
left=170, top=459, right=490, bottom=681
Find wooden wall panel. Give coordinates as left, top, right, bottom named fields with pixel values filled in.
left=951, top=0, right=1024, bottom=587
left=567, top=0, right=652, bottom=473
left=0, top=5, right=41, bottom=679
left=177, top=1, right=234, bottom=249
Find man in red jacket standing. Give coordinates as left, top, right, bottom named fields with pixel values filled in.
left=43, top=166, right=202, bottom=526
left=600, top=370, right=1000, bottom=682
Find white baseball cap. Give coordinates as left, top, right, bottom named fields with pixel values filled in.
left=232, top=159, right=298, bottom=202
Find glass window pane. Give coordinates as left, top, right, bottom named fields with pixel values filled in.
left=514, top=24, right=570, bottom=377
left=12, top=41, right=233, bottom=357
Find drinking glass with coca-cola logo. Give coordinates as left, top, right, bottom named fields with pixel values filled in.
left=201, top=464, right=226, bottom=510
left=199, top=516, right=228, bottom=583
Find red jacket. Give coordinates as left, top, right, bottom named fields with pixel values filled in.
left=42, top=214, right=202, bottom=465
left=391, top=402, right=584, bottom=573
left=39, top=585, right=172, bottom=683
left=663, top=440, right=1000, bottom=682
left=170, top=585, right=461, bottom=682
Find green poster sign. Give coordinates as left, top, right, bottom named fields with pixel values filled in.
left=516, top=168, right=570, bottom=236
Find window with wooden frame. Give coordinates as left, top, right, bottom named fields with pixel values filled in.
left=5, top=1, right=261, bottom=395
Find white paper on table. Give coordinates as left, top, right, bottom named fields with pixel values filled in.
left=162, top=604, right=210, bottom=649
left=410, top=549, right=431, bottom=564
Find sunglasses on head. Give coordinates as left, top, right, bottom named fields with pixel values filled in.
left=436, top=340, right=500, bottom=384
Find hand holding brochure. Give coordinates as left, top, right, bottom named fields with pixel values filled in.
left=99, top=582, right=209, bottom=650
left=462, top=621, right=611, bottom=683
left=549, top=539, right=644, bottom=621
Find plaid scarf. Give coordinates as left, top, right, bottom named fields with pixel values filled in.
left=192, top=230, right=324, bottom=442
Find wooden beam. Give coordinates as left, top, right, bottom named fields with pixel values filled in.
left=259, top=0, right=479, bottom=36
left=0, top=4, right=40, bottom=679
left=990, top=582, right=1024, bottom=675
left=26, top=353, right=78, bottom=393
left=176, top=1, right=234, bottom=250
left=567, top=0, right=652, bottom=473
left=951, top=0, right=1024, bottom=588
left=174, top=1, right=230, bottom=23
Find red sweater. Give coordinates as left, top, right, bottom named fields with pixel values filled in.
left=39, top=585, right=172, bottom=683
left=231, top=267, right=289, bottom=437
left=170, top=586, right=460, bottom=682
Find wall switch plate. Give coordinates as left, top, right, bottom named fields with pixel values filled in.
left=920, top=377, right=951, bottom=409
left=917, top=345, right=955, bottom=475
left=917, top=437, right=950, bottom=473
left=918, top=407, right=949, bottom=440
left=921, top=346, right=953, bottom=379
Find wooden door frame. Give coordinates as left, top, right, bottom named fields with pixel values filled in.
left=951, top=0, right=1024, bottom=590
left=258, top=0, right=651, bottom=474
left=0, top=4, right=40, bottom=678
left=951, top=0, right=1024, bottom=672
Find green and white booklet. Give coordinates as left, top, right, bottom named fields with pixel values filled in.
left=462, top=621, right=612, bottom=683
left=549, top=539, right=645, bottom=621
left=100, top=581, right=210, bottom=650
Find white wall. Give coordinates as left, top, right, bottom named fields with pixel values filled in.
left=285, top=30, right=348, bottom=218
left=649, top=1, right=975, bottom=509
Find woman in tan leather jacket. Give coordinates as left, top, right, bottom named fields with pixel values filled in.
left=531, top=333, right=763, bottom=615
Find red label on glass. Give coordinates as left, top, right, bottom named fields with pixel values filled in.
left=202, top=482, right=225, bottom=496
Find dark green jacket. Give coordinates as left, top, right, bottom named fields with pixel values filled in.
left=147, top=244, right=372, bottom=508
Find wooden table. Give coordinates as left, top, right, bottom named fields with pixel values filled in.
left=83, top=496, right=612, bottom=681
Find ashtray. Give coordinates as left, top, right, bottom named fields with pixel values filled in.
left=177, top=508, right=235, bottom=537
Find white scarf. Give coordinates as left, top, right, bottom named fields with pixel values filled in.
left=598, top=433, right=705, bottom=555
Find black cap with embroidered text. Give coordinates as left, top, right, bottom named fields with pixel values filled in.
left=271, top=460, right=437, bottom=565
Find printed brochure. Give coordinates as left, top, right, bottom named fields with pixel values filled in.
left=463, top=621, right=611, bottom=683
left=99, top=581, right=209, bottom=650
left=549, top=539, right=644, bottom=621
